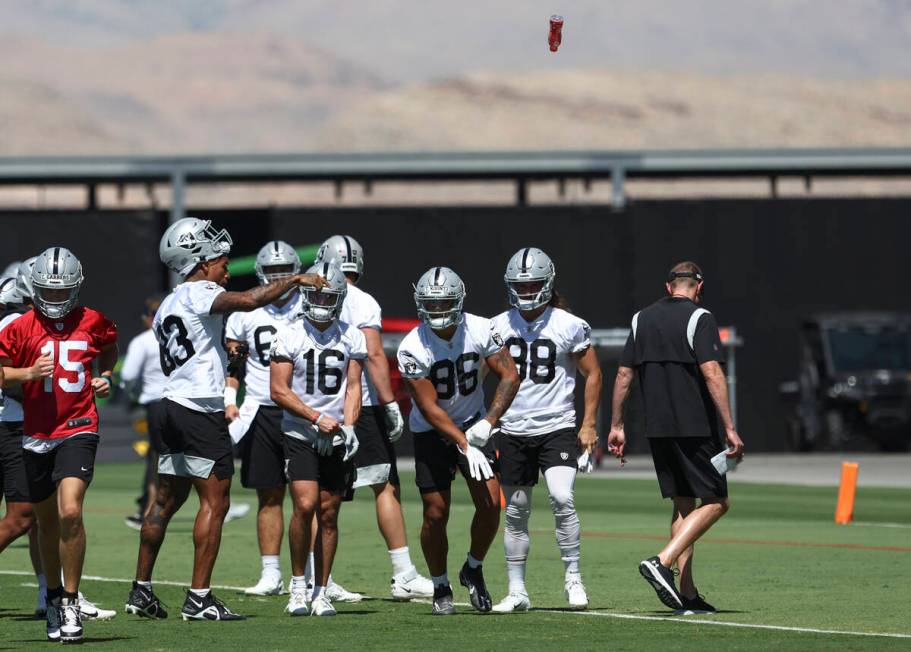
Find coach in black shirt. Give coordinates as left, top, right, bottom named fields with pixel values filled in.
left=607, top=261, right=744, bottom=614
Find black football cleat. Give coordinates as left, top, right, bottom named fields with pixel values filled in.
left=676, top=594, right=716, bottom=615
left=431, top=584, right=456, bottom=616
left=180, top=591, right=246, bottom=621
left=459, top=561, right=492, bottom=613
left=125, top=581, right=168, bottom=619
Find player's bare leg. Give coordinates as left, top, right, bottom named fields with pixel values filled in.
left=313, top=491, right=343, bottom=590
left=286, top=480, right=317, bottom=615
left=372, top=482, right=407, bottom=549
left=671, top=497, right=697, bottom=597
left=419, top=490, right=451, bottom=576
left=189, top=474, right=231, bottom=589
left=256, top=486, right=285, bottom=557
left=28, top=525, right=43, bottom=574
left=0, top=500, right=34, bottom=552
left=33, top=496, right=62, bottom=592
left=56, top=478, right=88, bottom=594
left=135, top=474, right=192, bottom=581
left=658, top=496, right=729, bottom=568
left=466, top=476, right=501, bottom=561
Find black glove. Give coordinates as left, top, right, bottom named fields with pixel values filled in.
left=226, top=343, right=249, bottom=380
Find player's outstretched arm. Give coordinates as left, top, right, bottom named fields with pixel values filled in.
left=574, top=346, right=603, bottom=453
left=404, top=377, right=469, bottom=449
left=343, top=358, right=363, bottom=426
left=270, top=357, right=339, bottom=435
left=482, top=346, right=520, bottom=425
left=210, top=273, right=326, bottom=314
left=0, top=355, right=53, bottom=387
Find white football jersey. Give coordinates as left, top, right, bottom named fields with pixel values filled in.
left=120, top=328, right=168, bottom=405
left=0, top=311, right=24, bottom=422
left=397, top=313, right=504, bottom=434
left=271, top=318, right=367, bottom=445
left=339, top=282, right=382, bottom=407
left=225, top=293, right=302, bottom=407
left=153, top=281, right=227, bottom=413
left=491, top=307, right=591, bottom=436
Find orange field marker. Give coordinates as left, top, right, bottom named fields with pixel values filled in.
left=835, top=461, right=859, bottom=525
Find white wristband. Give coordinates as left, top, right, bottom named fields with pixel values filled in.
left=223, top=386, right=238, bottom=407
left=315, top=413, right=324, bottom=426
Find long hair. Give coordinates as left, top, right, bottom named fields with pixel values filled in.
left=548, top=288, right=571, bottom=312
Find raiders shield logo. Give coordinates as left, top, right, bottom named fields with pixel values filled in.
left=491, top=329, right=504, bottom=348
left=560, top=451, right=569, bottom=461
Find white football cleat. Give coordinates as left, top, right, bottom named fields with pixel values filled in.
left=284, top=589, right=309, bottom=616
left=391, top=568, right=434, bottom=600
left=244, top=573, right=284, bottom=596
left=309, top=594, right=337, bottom=617
left=564, top=576, right=589, bottom=610
left=491, top=591, right=531, bottom=613
left=224, top=503, right=251, bottom=523
left=325, top=580, right=363, bottom=603
left=78, top=592, right=117, bottom=620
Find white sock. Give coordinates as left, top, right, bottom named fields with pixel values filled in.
left=262, top=555, right=280, bottom=576
left=36, top=574, right=47, bottom=590
left=311, top=585, right=325, bottom=600
left=466, top=553, right=483, bottom=569
left=305, top=552, right=315, bottom=584
left=431, top=573, right=449, bottom=588
left=503, top=486, right=532, bottom=594
left=544, top=466, right=581, bottom=577
left=189, top=588, right=210, bottom=598
left=290, top=575, right=308, bottom=593
left=136, top=580, right=152, bottom=590
left=389, top=547, right=414, bottom=577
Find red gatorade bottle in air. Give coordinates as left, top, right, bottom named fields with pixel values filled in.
left=549, top=15, right=563, bottom=52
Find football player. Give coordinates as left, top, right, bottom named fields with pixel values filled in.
left=489, top=248, right=602, bottom=613
left=124, top=218, right=325, bottom=623
left=120, top=294, right=168, bottom=530
left=270, top=261, right=366, bottom=617
left=396, top=267, right=520, bottom=615
left=0, top=248, right=118, bottom=643
left=315, top=235, right=433, bottom=601
left=224, top=241, right=302, bottom=596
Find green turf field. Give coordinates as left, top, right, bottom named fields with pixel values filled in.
left=1, top=463, right=909, bottom=650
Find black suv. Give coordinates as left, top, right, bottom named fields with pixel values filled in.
left=780, top=312, right=911, bottom=451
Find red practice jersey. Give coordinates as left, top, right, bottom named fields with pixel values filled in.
left=0, top=307, right=117, bottom=440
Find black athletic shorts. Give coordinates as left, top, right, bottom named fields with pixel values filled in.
left=158, top=399, right=234, bottom=481
left=648, top=436, right=728, bottom=499
left=0, top=420, right=29, bottom=503
left=413, top=430, right=499, bottom=494
left=23, top=433, right=99, bottom=503
left=145, top=400, right=166, bottom=455
left=351, top=405, right=399, bottom=488
left=498, top=428, right=577, bottom=487
left=283, top=435, right=355, bottom=496
left=239, top=405, right=286, bottom=489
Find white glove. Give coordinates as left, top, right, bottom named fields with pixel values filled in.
left=313, top=432, right=334, bottom=457
left=459, top=444, right=494, bottom=481
left=577, top=450, right=594, bottom=474
left=383, top=401, right=405, bottom=443
left=465, top=419, right=493, bottom=448
left=341, top=425, right=359, bottom=462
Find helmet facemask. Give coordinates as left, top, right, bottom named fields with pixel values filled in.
left=33, top=282, right=81, bottom=319
left=257, top=263, right=299, bottom=300
left=415, top=294, right=464, bottom=330
left=506, top=275, right=554, bottom=311
left=301, top=286, right=346, bottom=323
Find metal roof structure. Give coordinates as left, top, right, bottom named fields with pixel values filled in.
left=1, top=147, right=911, bottom=211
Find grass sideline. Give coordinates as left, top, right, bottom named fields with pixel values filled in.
left=1, top=462, right=909, bottom=650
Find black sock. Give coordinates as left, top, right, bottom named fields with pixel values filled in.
left=62, top=590, right=78, bottom=604
left=47, top=586, right=63, bottom=605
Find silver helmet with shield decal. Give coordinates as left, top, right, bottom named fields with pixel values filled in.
left=254, top=240, right=301, bottom=285
left=0, top=276, right=23, bottom=308
left=31, top=247, right=84, bottom=319
left=504, top=247, right=555, bottom=311
left=414, top=266, right=465, bottom=330
left=15, top=256, right=37, bottom=301
left=301, top=260, right=348, bottom=323
left=316, top=235, right=364, bottom=279
left=159, top=217, right=233, bottom=277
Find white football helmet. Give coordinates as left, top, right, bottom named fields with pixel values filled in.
left=316, top=235, right=364, bottom=279
left=255, top=240, right=301, bottom=285
left=504, top=247, right=555, bottom=311
left=159, top=217, right=233, bottom=277
left=0, top=276, right=23, bottom=308
left=301, top=261, right=347, bottom=323
left=2, top=261, right=21, bottom=278
left=414, top=267, right=465, bottom=330
left=31, top=247, right=84, bottom=319
left=15, top=256, right=37, bottom=302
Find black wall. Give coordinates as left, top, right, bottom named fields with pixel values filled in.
left=3, top=199, right=908, bottom=451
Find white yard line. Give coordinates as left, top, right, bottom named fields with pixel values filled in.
left=3, top=570, right=909, bottom=640
left=851, top=521, right=911, bottom=529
